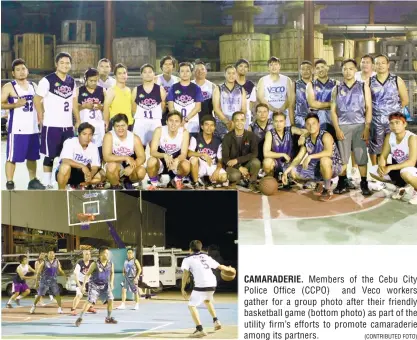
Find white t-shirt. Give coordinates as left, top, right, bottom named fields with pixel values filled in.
left=60, top=137, right=101, bottom=167
left=98, top=76, right=116, bottom=89
left=354, top=71, right=376, bottom=82
left=181, top=253, right=220, bottom=288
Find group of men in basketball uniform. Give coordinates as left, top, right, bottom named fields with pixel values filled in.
left=2, top=52, right=416, bottom=202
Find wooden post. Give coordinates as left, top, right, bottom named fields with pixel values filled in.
left=304, top=0, right=315, bottom=62
left=105, top=1, right=114, bottom=61
left=75, top=235, right=80, bottom=250
left=369, top=2, right=375, bottom=25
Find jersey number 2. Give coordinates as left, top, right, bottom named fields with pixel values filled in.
left=64, top=102, right=70, bottom=112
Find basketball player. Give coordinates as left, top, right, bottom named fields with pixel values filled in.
left=1, top=59, right=45, bottom=190
left=369, top=112, right=417, bottom=205
left=56, top=122, right=103, bottom=189
left=103, top=63, right=133, bottom=131
left=6, top=255, right=36, bottom=308
left=97, top=58, right=116, bottom=89
left=34, top=52, right=80, bottom=189
left=222, top=111, right=260, bottom=191
left=116, top=248, right=141, bottom=310
left=132, top=63, right=167, bottom=148
left=330, top=59, right=372, bottom=196
left=155, top=55, right=180, bottom=125
left=248, top=103, right=274, bottom=163
left=355, top=54, right=376, bottom=82
left=369, top=54, right=409, bottom=167
left=235, top=59, right=256, bottom=129
left=34, top=252, right=54, bottom=305
left=263, top=111, right=308, bottom=184
left=71, top=250, right=96, bottom=316
left=188, top=115, right=227, bottom=188
left=290, top=60, right=313, bottom=128
left=167, top=62, right=203, bottom=135
left=257, top=57, right=292, bottom=125
left=192, top=61, right=216, bottom=119
left=181, top=240, right=232, bottom=337
left=77, top=68, right=106, bottom=161
left=212, top=65, right=247, bottom=139
left=282, top=113, right=343, bottom=201
left=102, top=114, right=146, bottom=189
left=147, top=111, right=191, bottom=190
left=30, top=249, right=65, bottom=314
left=75, top=246, right=117, bottom=326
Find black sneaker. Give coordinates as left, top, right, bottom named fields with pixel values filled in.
left=6, top=181, right=15, bottom=190
left=334, top=184, right=349, bottom=194
left=345, top=178, right=356, bottom=190
left=105, top=317, right=118, bottom=324
left=360, top=181, right=372, bottom=196
left=75, top=317, right=83, bottom=327
left=111, top=184, right=124, bottom=190
left=27, top=178, right=46, bottom=190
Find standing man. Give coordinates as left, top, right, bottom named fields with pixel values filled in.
left=1, top=58, right=45, bottom=190
left=103, top=63, right=133, bottom=131
left=369, top=54, right=409, bottom=166
left=97, top=58, right=116, bottom=90
left=290, top=60, right=313, bottom=128
left=355, top=54, right=376, bottom=82
left=132, top=63, right=166, bottom=148
left=34, top=252, right=53, bottom=305
left=167, top=62, right=203, bottom=135
left=257, top=57, right=292, bottom=125
left=6, top=255, right=36, bottom=308
left=75, top=246, right=117, bottom=326
left=181, top=240, right=233, bottom=337
left=116, top=248, right=141, bottom=311
left=330, top=59, right=372, bottom=196
left=34, top=52, right=80, bottom=189
left=212, top=66, right=247, bottom=139
left=222, top=111, right=260, bottom=191
left=235, top=59, right=257, bottom=129
left=192, top=60, right=216, bottom=120
left=248, top=103, right=274, bottom=164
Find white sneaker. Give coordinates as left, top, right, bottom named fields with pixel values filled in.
left=134, top=303, right=139, bottom=310
left=116, top=303, right=126, bottom=310
left=409, top=191, right=417, bottom=205
left=214, top=320, right=222, bottom=331
left=190, top=330, right=207, bottom=338
left=58, top=307, right=64, bottom=314
left=392, top=187, right=406, bottom=200
left=368, top=181, right=386, bottom=191
left=49, top=295, right=54, bottom=301
left=30, top=306, right=36, bottom=314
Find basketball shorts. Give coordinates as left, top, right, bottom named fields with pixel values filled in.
left=55, top=167, right=85, bottom=186
left=38, top=279, right=60, bottom=297
left=337, top=124, right=368, bottom=166
left=273, top=158, right=287, bottom=174
left=369, top=163, right=417, bottom=188
left=88, top=282, right=114, bottom=305
left=192, top=158, right=226, bottom=180
left=40, top=126, right=74, bottom=159
left=293, top=158, right=342, bottom=182
left=369, top=118, right=390, bottom=155
left=6, top=133, right=40, bottom=163
left=188, top=289, right=215, bottom=307
left=158, top=158, right=179, bottom=175
left=123, top=277, right=138, bottom=294
left=12, top=282, right=29, bottom=293
left=133, top=119, right=161, bottom=146
left=76, top=281, right=89, bottom=296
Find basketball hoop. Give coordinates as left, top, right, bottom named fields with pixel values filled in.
left=77, top=213, right=95, bottom=230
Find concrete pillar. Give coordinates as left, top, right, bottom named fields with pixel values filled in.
left=304, top=0, right=315, bottom=62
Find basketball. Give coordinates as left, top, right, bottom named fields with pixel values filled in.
left=221, top=267, right=236, bottom=281
left=259, top=176, right=279, bottom=196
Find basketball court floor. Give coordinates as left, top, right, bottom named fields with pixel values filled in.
left=1, top=292, right=237, bottom=339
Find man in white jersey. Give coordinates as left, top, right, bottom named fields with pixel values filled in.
left=116, top=248, right=141, bottom=311
left=1, top=59, right=45, bottom=190
left=97, top=58, right=116, bottom=89
left=235, top=59, right=257, bottom=129
left=355, top=54, right=376, bottom=82
left=212, top=65, right=247, bottom=139
left=34, top=52, right=80, bottom=189
left=192, top=60, right=216, bottom=120
left=56, top=123, right=103, bottom=189
left=257, top=57, right=292, bottom=125
left=155, top=56, right=180, bottom=125
left=167, top=62, right=203, bottom=135
left=6, top=255, right=36, bottom=308
left=181, top=240, right=233, bottom=338
left=147, top=111, right=191, bottom=190
left=132, top=63, right=167, bottom=147
left=369, top=112, right=417, bottom=204
left=103, top=114, right=146, bottom=189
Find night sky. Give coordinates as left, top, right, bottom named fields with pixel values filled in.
left=122, top=191, right=238, bottom=266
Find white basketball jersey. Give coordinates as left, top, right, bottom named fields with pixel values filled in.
left=111, top=130, right=135, bottom=157
left=158, top=125, right=184, bottom=156
left=219, top=83, right=243, bottom=119
left=134, top=84, right=163, bottom=120
left=181, top=253, right=220, bottom=288
left=192, top=79, right=214, bottom=101
left=263, top=74, right=289, bottom=113
left=18, top=264, right=29, bottom=276
left=156, top=74, right=179, bottom=94
left=389, top=130, right=416, bottom=164
left=60, top=137, right=101, bottom=167
left=8, top=81, right=39, bottom=134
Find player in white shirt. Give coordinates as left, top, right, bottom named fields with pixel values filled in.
left=1, top=58, right=45, bottom=190
left=56, top=122, right=103, bottom=189
left=192, top=61, right=216, bottom=120
left=6, top=255, right=36, bottom=308
left=181, top=240, right=233, bottom=338
left=355, top=54, right=376, bottom=82
left=147, top=111, right=190, bottom=190
left=34, top=52, right=81, bottom=188
left=257, top=56, right=293, bottom=125
left=102, top=113, right=146, bottom=189
left=235, top=59, right=257, bottom=129
left=132, top=63, right=167, bottom=147
left=97, top=58, right=116, bottom=89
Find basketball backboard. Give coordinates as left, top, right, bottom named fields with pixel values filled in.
left=67, top=190, right=117, bottom=226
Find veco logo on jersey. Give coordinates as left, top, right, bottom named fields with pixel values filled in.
left=176, top=95, right=194, bottom=107
left=267, top=86, right=285, bottom=93
left=140, top=98, right=158, bottom=109
left=54, top=82, right=73, bottom=99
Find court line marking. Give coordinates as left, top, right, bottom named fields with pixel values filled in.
left=262, top=195, right=273, bottom=245
left=123, top=322, right=174, bottom=339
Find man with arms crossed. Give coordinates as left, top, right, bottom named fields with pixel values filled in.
left=181, top=240, right=233, bottom=338
left=235, top=58, right=256, bottom=129
left=116, top=248, right=141, bottom=311
left=290, top=60, right=313, bottom=128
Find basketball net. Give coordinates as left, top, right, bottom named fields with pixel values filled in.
left=77, top=213, right=95, bottom=230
